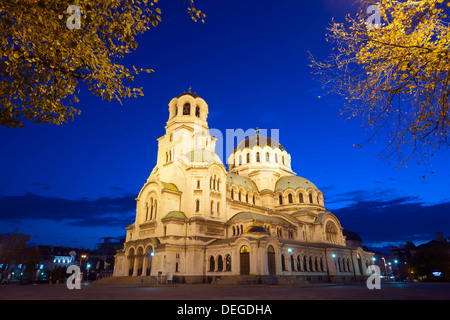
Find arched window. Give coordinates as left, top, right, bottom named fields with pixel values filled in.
left=197, top=180, right=201, bottom=189
left=210, top=200, right=214, bottom=214
left=209, top=256, right=215, bottom=272
left=245, top=193, right=249, bottom=203
left=288, top=194, right=293, bottom=204
left=326, top=222, right=338, bottom=243
left=183, top=103, right=190, bottom=115
left=279, top=195, right=283, bottom=205
left=231, top=189, right=234, bottom=200
left=297, top=256, right=301, bottom=271
left=153, top=200, right=157, bottom=219
left=275, top=153, right=278, bottom=163
left=225, top=254, right=232, bottom=271
left=145, top=202, right=149, bottom=221
left=299, top=193, right=304, bottom=203
left=281, top=254, right=286, bottom=271
left=239, top=191, right=242, bottom=201
left=256, top=152, right=260, bottom=162
left=195, top=199, right=200, bottom=212
left=290, top=255, right=295, bottom=271
left=246, top=153, right=250, bottom=163
left=217, top=255, right=223, bottom=271
left=149, top=198, right=154, bottom=220
left=266, top=152, right=270, bottom=162
left=253, top=195, right=256, bottom=205
left=309, top=193, right=313, bottom=204
left=195, top=106, right=200, bottom=117
left=239, top=155, right=242, bottom=165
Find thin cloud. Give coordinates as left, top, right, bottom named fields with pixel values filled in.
left=0, top=192, right=136, bottom=227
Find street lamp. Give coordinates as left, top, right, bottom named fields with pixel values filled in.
left=79, top=254, right=87, bottom=268
left=79, top=254, right=87, bottom=281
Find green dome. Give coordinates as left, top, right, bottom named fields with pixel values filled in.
left=275, top=176, right=319, bottom=192
left=227, top=173, right=258, bottom=192
left=228, top=212, right=292, bottom=228
left=184, top=148, right=223, bottom=164
left=161, top=211, right=187, bottom=221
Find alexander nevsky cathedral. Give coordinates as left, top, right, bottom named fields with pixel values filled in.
left=112, top=92, right=374, bottom=284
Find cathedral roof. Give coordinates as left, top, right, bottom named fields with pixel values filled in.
left=177, top=92, right=200, bottom=99
left=234, top=136, right=285, bottom=152
left=227, top=172, right=258, bottom=192
left=161, top=182, right=179, bottom=192
left=228, top=211, right=293, bottom=227
left=274, top=176, right=319, bottom=192
left=161, top=211, right=187, bottom=221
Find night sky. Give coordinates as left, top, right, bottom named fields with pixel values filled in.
left=1, top=0, right=449, bottom=253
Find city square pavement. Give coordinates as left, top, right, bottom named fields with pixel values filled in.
left=1, top=281, right=450, bottom=300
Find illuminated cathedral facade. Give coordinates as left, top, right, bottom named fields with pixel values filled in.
left=112, top=92, right=374, bottom=284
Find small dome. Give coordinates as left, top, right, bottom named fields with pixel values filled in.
left=275, top=176, right=319, bottom=192
left=235, top=136, right=285, bottom=152
left=161, top=211, right=187, bottom=221
left=227, top=172, right=258, bottom=192
left=183, top=148, right=223, bottom=164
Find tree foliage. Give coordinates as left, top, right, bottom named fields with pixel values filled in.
left=0, top=0, right=206, bottom=128
left=309, top=0, right=450, bottom=166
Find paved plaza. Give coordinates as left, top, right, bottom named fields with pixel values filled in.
left=1, top=281, right=450, bottom=300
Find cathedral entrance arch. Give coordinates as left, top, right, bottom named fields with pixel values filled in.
left=240, top=245, right=250, bottom=275
left=136, top=247, right=144, bottom=276
left=145, top=246, right=154, bottom=276
left=127, top=248, right=135, bottom=276
left=267, top=245, right=276, bottom=275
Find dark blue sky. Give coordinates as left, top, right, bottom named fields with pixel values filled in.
left=0, top=0, right=449, bottom=252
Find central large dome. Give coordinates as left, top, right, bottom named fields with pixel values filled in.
left=234, top=136, right=285, bottom=152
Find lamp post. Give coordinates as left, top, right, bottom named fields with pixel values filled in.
left=381, top=257, right=389, bottom=280
left=394, top=260, right=399, bottom=280
left=79, top=254, right=86, bottom=281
